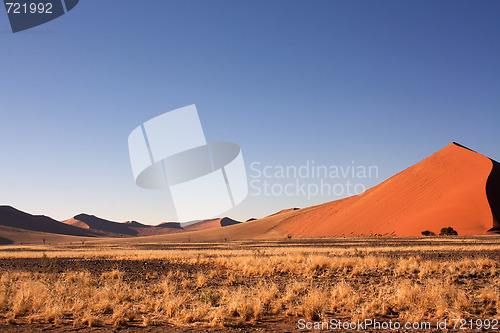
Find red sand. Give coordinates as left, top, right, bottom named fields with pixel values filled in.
left=183, top=218, right=222, bottom=231
left=152, top=143, right=498, bottom=241
left=267, top=208, right=300, bottom=217
left=62, top=218, right=90, bottom=229
left=271, top=143, right=497, bottom=237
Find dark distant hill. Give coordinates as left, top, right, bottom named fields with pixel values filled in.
left=0, top=206, right=99, bottom=237
left=63, top=214, right=184, bottom=237
left=64, top=214, right=138, bottom=236
left=0, top=206, right=246, bottom=242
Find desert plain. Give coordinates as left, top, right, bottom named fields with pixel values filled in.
left=0, top=236, right=499, bottom=332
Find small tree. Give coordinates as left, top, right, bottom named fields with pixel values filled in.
left=421, top=230, right=436, bottom=236
left=439, top=227, right=458, bottom=236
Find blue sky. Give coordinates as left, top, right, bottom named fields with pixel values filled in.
left=1, top=1, right=499, bottom=223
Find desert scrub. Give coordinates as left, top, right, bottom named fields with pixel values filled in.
left=0, top=238, right=499, bottom=327
left=440, top=227, right=458, bottom=236
left=0, top=257, right=497, bottom=328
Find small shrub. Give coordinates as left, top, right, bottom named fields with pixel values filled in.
left=353, top=248, right=365, bottom=258
left=421, top=230, right=436, bottom=236
left=439, top=227, right=458, bottom=236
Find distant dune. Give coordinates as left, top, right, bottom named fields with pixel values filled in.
left=182, top=217, right=243, bottom=230
left=220, top=217, right=242, bottom=227
left=62, top=214, right=185, bottom=237
left=0, top=206, right=99, bottom=238
left=63, top=214, right=139, bottom=236
left=157, top=222, right=183, bottom=228
left=64, top=218, right=90, bottom=229
left=0, top=209, right=243, bottom=243
left=182, top=218, right=222, bottom=231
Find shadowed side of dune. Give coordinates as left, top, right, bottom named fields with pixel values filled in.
left=0, top=236, right=13, bottom=245
left=70, top=214, right=139, bottom=236
left=487, top=159, right=500, bottom=232
left=220, top=217, right=242, bottom=227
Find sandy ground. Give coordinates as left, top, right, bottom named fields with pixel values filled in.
left=0, top=236, right=499, bottom=332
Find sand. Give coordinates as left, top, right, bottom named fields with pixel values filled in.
left=146, top=143, right=499, bottom=241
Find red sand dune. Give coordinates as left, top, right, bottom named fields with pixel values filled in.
left=63, top=218, right=90, bottom=229
left=0, top=206, right=99, bottom=237
left=271, top=142, right=500, bottom=237
left=183, top=218, right=223, bottom=231
left=62, top=214, right=184, bottom=237
left=183, top=217, right=242, bottom=231
left=220, top=217, right=242, bottom=227
left=150, top=142, right=500, bottom=241
left=267, top=142, right=500, bottom=237
left=62, top=214, right=139, bottom=236
left=268, top=208, right=300, bottom=217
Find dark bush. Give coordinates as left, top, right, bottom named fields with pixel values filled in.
left=439, top=227, right=458, bottom=236
left=421, top=230, right=436, bottom=236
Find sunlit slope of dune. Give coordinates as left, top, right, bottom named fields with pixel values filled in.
left=274, top=142, right=499, bottom=237
left=145, top=142, right=499, bottom=241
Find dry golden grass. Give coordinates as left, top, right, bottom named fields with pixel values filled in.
left=0, top=237, right=498, bottom=328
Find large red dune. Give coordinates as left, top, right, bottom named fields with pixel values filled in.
left=148, top=142, right=499, bottom=241
left=271, top=142, right=500, bottom=237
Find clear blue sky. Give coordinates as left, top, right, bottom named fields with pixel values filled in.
left=1, top=1, right=499, bottom=223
